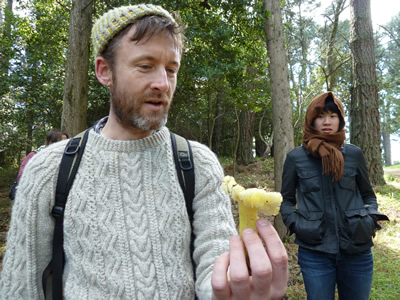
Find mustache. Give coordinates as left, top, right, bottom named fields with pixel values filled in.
left=109, top=88, right=170, bottom=103
left=142, top=92, right=170, bottom=102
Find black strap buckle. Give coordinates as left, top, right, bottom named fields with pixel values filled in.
left=178, top=151, right=192, bottom=170
left=64, top=138, right=80, bottom=155
left=51, top=205, right=64, bottom=220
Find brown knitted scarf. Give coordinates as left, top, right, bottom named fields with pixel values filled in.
left=303, top=92, right=346, bottom=181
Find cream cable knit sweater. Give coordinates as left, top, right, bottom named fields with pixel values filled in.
left=0, top=127, right=237, bottom=300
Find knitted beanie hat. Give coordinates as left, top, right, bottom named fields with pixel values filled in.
left=91, top=4, right=177, bottom=58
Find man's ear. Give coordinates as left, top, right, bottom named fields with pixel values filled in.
left=95, top=56, right=112, bottom=87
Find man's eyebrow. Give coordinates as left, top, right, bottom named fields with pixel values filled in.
left=131, top=55, right=180, bottom=66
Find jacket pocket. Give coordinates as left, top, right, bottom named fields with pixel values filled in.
left=341, top=208, right=375, bottom=245
left=294, top=210, right=325, bottom=245
left=298, top=171, right=320, bottom=193
left=338, top=169, right=357, bottom=191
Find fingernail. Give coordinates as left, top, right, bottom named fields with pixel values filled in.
left=242, top=228, right=254, bottom=235
left=231, top=235, right=241, bottom=241
left=257, top=219, right=269, bottom=227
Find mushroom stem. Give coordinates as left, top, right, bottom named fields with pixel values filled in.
left=238, top=202, right=259, bottom=234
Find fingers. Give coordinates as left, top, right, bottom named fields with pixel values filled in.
left=256, top=218, right=289, bottom=298
left=211, top=252, right=231, bottom=299
left=212, top=220, right=289, bottom=300
left=241, top=227, right=272, bottom=297
left=227, top=235, right=251, bottom=299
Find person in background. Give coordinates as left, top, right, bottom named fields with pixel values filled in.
left=16, top=129, right=69, bottom=182
left=8, top=129, right=68, bottom=201
left=0, top=4, right=288, bottom=300
left=280, top=91, right=388, bottom=300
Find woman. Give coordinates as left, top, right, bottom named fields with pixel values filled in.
left=280, top=92, right=388, bottom=300
left=16, top=129, right=69, bottom=182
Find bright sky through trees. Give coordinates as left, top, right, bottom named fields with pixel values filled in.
left=318, top=0, right=400, bottom=28
left=317, top=0, right=400, bottom=164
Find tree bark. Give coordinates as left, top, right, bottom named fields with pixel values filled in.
left=263, top=0, right=295, bottom=191
left=0, top=0, right=13, bottom=95
left=382, top=132, right=391, bottom=166
left=263, top=0, right=295, bottom=240
left=326, top=0, right=346, bottom=91
left=211, top=90, right=224, bottom=155
left=237, top=110, right=255, bottom=165
left=349, top=0, right=385, bottom=185
left=61, top=0, right=93, bottom=136
left=25, top=111, right=34, bottom=154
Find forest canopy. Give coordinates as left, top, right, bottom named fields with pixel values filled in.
left=1, top=0, right=399, bottom=178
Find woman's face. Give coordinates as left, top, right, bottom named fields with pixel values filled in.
left=313, top=111, right=340, bottom=135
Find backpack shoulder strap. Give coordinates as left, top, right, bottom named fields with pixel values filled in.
left=42, top=128, right=90, bottom=300
left=170, top=132, right=195, bottom=204
left=170, top=132, right=196, bottom=278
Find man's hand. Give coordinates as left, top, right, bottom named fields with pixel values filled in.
left=211, top=219, right=288, bottom=300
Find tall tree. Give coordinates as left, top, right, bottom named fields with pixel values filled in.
left=0, top=0, right=13, bottom=95
left=349, top=0, right=384, bottom=185
left=377, top=14, right=400, bottom=166
left=283, top=0, right=319, bottom=146
left=263, top=0, right=295, bottom=191
left=263, top=0, right=295, bottom=239
left=61, top=0, right=93, bottom=136
left=324, top=0, right=348, bottom=91
left=237, top=109, right=255, bottom=165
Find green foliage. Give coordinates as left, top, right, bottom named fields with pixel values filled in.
left=0, top=0, right=70, bottom=163
left=376, top=13, right=400, bottom=137
left=282, top=0, right=352, bottom=146
left=1, top=0, right=399, bottom=171
left=0, top=166, right=18, bottom=188
left=1, top=0, right=275, bottom=164
left=166, top=0, right=271, bottom=150
left=372, top=179, right=400, bottom=299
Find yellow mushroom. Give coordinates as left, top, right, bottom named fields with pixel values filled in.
left=221, top=175, right=282, bottom=234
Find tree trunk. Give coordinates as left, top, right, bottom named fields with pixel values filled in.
left=255, top=135, right=266, bottom=158
left=25, top=110, right=34, bottom=154
left=0, top=0, right=13, bottom=95
left=263, top=0, right=295, bottom=191
left=211, top=90, right=224, bottom=155
left=326, top=0, right=346, bottom=91
left=256, top=108, right=272, bottom=158
left=349, top=0, right=385, bottom=185
left=237, top=110, right=255, bottom=165
left=263, top=0, right=295, bottom=240
left=382, top=132, right=391, bottom=166
left=61, top=0, right=93, bottom=136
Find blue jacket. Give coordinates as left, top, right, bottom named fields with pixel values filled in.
left=280, top=144, right=388, bottom=254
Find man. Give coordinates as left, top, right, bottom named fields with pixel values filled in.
left=0, top=4, right=288, bottom=299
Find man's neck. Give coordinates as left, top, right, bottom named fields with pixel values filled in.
left=101, top=115, right=153, bottom=140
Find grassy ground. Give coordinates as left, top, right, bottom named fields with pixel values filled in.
left=0, top=161, right=399, bottom=299
left=371, top=177, right=400, bottom=299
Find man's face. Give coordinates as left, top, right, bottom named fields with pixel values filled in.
left=109, top=26, right=181, bottom=132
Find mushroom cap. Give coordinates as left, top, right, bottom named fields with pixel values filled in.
left=239, top=189, right=282, bottom=216
left=221, top=175, right=237, bottom=195
left=232, top=185, right=245, bottom=202
left=258, top=192, right=282, bottom=216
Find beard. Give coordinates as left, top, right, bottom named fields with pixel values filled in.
left=110, top=77, right=171, bottom=131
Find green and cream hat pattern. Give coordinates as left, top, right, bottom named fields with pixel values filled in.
left=91, top=3, right=177, bottom=58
